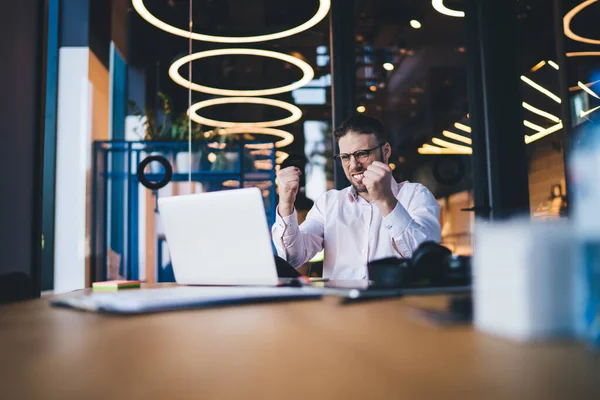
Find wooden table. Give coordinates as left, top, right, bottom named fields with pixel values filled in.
left=1, top=284, right=598, bottom=399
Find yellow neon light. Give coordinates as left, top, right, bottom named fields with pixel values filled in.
left=524, top=120, right=545, bottom=132
left=169, top=49, right=314, bottom=97
left=431, top=0, right=465, bottom=17
left=531, top=60, right=546, bottom=72
left=207, top=127, right=294, bottom=149
left=564, top=0, right=600, bottom=45
left=132, top=0, right=331, bottom=43
left=566, top=51, right=600, bottom=57
left=442, top=130, right=472, bottom=145
left=418, top=145, right=472, bottom=155
left=569, top=80, right=600, bottom=92
left=275, top=151, right=289, bottom=164
left=454, top=122, right=472, bottom=133
left=580, top=105, right=600, bottom=118
left=521, top=75, right=562, bottom=104
left=432, top=137, right=472, bottom=152
left=547, top=60, right=560, bottom=70
left=578, top=81, right=600, bottom=99
left=522, top=102, right=560, bottom=123
left=188, top=97, right=302, bottom=128
left=524, top=122, right=563, bottom=144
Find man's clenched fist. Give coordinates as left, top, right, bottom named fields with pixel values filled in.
left=277, top=166, right=301, bottom=217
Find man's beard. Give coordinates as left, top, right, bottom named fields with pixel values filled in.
left=352, top=182, right=368, bottom=193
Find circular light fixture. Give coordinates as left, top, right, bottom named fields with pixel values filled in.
left=564, top=0, right=600, bottom=45
left=132, top=0, right=331, bottom=43
left=383, top=63, right=394, bottom=71
left=169, top=49, right=315, bottom=97
left=208, top=127, right=295, bottom=149
left=432, top=0, right=465, bottom=17
left=369, top=85, right=377, bottom=92
left=410, top=20, right=422, bottom=29
left=356, top=105, right=366, bottom=113
left=188, top=97, right=302, bottom=128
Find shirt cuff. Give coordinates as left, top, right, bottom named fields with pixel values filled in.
left=382, top=201, right=413, bottom=238
left=275, top=206, right=299, bottom=238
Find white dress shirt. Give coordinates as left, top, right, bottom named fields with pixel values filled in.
left=271, top=180, right=441, bottom=280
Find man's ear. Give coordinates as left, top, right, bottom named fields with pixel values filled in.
left=383, top=142, right=392, bottom=162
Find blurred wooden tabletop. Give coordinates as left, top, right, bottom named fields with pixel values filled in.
left=0, top=283, right=598, bottom=400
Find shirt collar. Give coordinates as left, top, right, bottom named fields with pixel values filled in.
left=346, top=179, right=404, bottom=203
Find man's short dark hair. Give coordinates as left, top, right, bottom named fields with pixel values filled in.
left=333, top=114, right=388, bottom=143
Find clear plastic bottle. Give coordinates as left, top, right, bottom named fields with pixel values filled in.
left=569, top=117, right=600, bottom=348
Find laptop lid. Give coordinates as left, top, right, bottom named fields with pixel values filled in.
left=157, top=188, right=279, bottom=286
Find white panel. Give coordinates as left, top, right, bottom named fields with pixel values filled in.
left=54, top=47, right=90, bottom=293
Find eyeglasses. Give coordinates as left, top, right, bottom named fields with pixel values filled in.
left=333, top=144, right=384, bottom=165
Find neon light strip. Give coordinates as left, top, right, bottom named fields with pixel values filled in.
left=578, top=81, right=600, bottom=99
left=442, top=130, right=472, bottom=145
left=522, top=102, right=560, bottom=123
left=524, top=122, right=563, bottom=144
left=524, top=120, right=545, bottom=132
left=454, top=122, right=472, bottom=133
left=521, top=75, right=562, bottom=103
left=432, top=137, right=472, bottom=152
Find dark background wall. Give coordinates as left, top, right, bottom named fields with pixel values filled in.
left=0, top=0, right=47, bottom=301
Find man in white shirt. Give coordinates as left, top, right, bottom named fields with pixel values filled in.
left=272, top=115, right=441, bottom=279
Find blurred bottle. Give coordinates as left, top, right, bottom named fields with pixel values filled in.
left=569, top=105, right=600, bottom=348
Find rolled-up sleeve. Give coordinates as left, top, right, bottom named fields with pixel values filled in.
left=271, top=199, right=325, bottom=268
left=382, top=185, right=441, bottom=258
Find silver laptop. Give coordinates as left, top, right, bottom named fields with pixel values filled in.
left=157, top=188, right=279, bottom=286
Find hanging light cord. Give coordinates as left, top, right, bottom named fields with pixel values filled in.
left=187, top=0, right=193, bottom=185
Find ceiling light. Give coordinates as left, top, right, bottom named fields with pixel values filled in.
left=442, top=130, right=472, bottom=145
left=569, top=80, right=600, bottom=91
left=383, top=63, right=394, bottom=71
left=564, top=0, right=600, bottom=45
left=410, top=20, right=422, bottom=29
left=531, top=60, right=546, bottom=72
left=432, top=0, right=465, bottom=17
left=132, top=0, right=331, bottom=43
left=169, top=49, right=314, bottom=96
left=207, top=127, right=294, bottom=149
left=454, top=122, right=471, bottom=133
left=356, top=105, right=366, bottom=113
left=188, top=97, right=302, bottom=128
left=369, top=85, right=377, bottom=92
left=522, top=102, right=560, bottom=123
left=578, top=81, right=600, bottom=99
left=431, top=137, right=472, bottom=152
left=547, top=60, right=560, bottom=70
left=389, top=163, right=396, bottom=171
left=524, top=122, right=563, bottom=144
left=520, top=75, right=562, bottom=103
